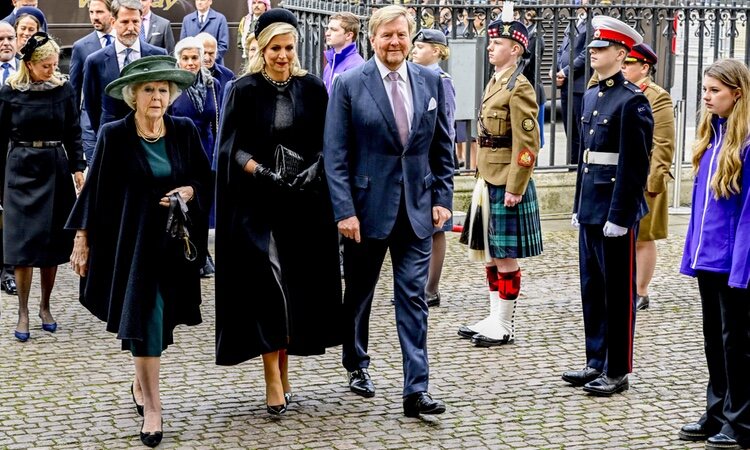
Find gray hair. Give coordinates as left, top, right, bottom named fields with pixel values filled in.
left=174, top=36, right=204, bottom=62
left=121, top=81, right=181, bottom=110
left=195, top=32, right=217, bottom=47
left=111, top=0, right=142, bottom=18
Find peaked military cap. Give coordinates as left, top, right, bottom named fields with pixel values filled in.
left=587, top=16, right=642, bottom=51
left=625, top=43, right=657, bottom=65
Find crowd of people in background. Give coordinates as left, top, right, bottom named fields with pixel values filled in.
left=1, top=0, right=750, bottom=449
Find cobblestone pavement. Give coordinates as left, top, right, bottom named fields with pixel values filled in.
left=0, top=216, right=711, bottom=449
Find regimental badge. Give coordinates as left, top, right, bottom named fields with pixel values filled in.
left=594, top=30, right=601, bottom=38
left=522, top=118, right=536, bottom=132
left=606, top=79, right=614, bottom=87
left=502, top=24, right=511, bottom=36
left=518, top=148, right=535, bottom=167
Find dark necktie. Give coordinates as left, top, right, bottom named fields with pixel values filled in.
left=199, top=14, right=205, bottom=26
left=140, top=20, right=146, bottom=39
left=387, top=72, right=409, bottom=147
left=123, top=48, right=133, bottom=67
left=1, top=62, right=10, bottom=84
left=104, top=34, right=112, bottom=46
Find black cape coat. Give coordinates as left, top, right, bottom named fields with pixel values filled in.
left=66, top=113, right=212, bottom=342
left=214, top=73, right=342, bottom=366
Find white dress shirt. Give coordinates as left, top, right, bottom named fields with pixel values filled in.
left=114, top=39, right=141, bottom=71
left=374, top=56, right=413, bottom=133
left=96, top=30, right=113, bottom=48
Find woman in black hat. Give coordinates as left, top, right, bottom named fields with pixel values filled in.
left=214, top=9, right=342, bottom=415
left=67, top=55, right=212, bottom=447
left=0, top=32, right=85, bottom=342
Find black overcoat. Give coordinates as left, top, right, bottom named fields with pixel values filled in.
left=66, top=113, right=212, bottom=342
left=214, top=73, right=342, bottom=365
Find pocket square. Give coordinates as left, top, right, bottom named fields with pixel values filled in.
left=151, top=31, right=162, bottom=36
left=428, top=97, right=437, bottom=111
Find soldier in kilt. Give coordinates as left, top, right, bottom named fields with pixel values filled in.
left=458, top=3, right=543, bottom=347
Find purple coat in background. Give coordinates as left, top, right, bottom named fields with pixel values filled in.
left=680, top=116, right=750, bottom=288
left=322, top=43, right=365, bottom=95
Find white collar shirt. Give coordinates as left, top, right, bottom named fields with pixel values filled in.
left=114, top=39, right=141, bottom=71
left=374, top=56, right=413, bottom=133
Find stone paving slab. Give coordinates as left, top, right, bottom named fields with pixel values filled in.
left=0, top=218, right=708, bottom=449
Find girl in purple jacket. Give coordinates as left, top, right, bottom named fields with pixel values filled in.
left=678, top=58, right=750, bottom=450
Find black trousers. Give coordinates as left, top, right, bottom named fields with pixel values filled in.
left=696, top=271, right=750, bottom=446
left=579, top=224, right=637, bottom=377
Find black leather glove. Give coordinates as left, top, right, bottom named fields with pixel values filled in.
left=291, top=154, right=323, bottom=191
left=253, top=163, right=290, bottom=190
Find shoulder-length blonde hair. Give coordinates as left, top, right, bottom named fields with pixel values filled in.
left=7, top=37, right=64, bottom=90
left=692, top=58, right=750, bottom=199
left=242, top=22, right=307, bottom=77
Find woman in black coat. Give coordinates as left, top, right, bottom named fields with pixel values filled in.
left=0, top=33, right=85, bottom=342
left=67, top=56, right=211, bottom=447
left=215, top=9, right=342, bottom=415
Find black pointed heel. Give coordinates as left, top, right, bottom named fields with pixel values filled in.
left=131, top=383, right=144, bottom=417
left=140, top=417, right=163, bottom=447
left=266, top=404, right=287, bottom=416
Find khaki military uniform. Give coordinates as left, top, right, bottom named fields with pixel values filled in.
left=636, top=77, right=675, bottom=241
left=476, top=65, right=540, bottom=195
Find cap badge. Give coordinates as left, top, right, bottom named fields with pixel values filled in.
left=594, top=30, right=601, bottom=38
left=502, top=24, right=511, bottom=36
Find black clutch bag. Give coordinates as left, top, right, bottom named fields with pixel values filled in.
left=274, top=144, right=304, bottom=183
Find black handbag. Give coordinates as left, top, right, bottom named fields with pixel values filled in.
left=166, top=193, right=197, bottom=262
left=274, top=144, right=304, bottom=183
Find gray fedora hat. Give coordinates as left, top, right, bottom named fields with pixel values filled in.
left=105, top=55, right=195, bottom=100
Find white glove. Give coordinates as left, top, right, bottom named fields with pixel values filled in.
left=571, top=213, right=579, bottom=229
left=603, top=221, right=628, bottom=237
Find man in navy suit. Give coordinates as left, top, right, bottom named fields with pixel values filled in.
left=180, top=0, right=228, bottom=66
left=141, top=0, right=175, bottom=54
left=70, top=0, right=113, bottom=164
left=197, top=32, right=233, bottom=91
left=552, top=0, right=589, bottom=165
left=83, top=0, right=166, bottom=136
left=324, top=5, right=453, bottom=418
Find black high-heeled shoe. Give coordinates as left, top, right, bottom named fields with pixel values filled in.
left=266, top=403, right=287, bottom=416
left=140, top=417, right=163, bottom=447
left=131, top=383, right=144, bottom=417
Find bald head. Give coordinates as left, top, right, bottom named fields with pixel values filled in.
left=0, top=21, right=16, bottom=63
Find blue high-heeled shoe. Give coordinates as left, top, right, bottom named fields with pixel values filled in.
left=14, top=330, right=30, bottom=342
left=41, top=322, right=57, bottom=333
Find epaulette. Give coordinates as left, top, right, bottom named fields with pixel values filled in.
left=622, top=80, right=642, bottom=94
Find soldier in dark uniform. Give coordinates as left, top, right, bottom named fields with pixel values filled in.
left=457, top=3, right=543, bottom=348
left=561, top=16, right=654, bottom=396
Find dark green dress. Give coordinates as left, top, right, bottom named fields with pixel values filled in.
left=123, top=137, right=171, bottom=357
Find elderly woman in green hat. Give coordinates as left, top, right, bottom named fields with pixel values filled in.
left=66, top=55, right=212, bottom=448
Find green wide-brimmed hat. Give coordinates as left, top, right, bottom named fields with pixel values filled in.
left=105, top=55, right=195, bottom=100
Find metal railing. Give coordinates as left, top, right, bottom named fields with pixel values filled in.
left=283, top=0, right=750, bottom=175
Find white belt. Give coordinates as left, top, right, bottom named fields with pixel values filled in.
left=582, top=150, right=618, bottom=166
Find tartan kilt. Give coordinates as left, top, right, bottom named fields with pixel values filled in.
left=487, top=179, right=543, bottom=259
